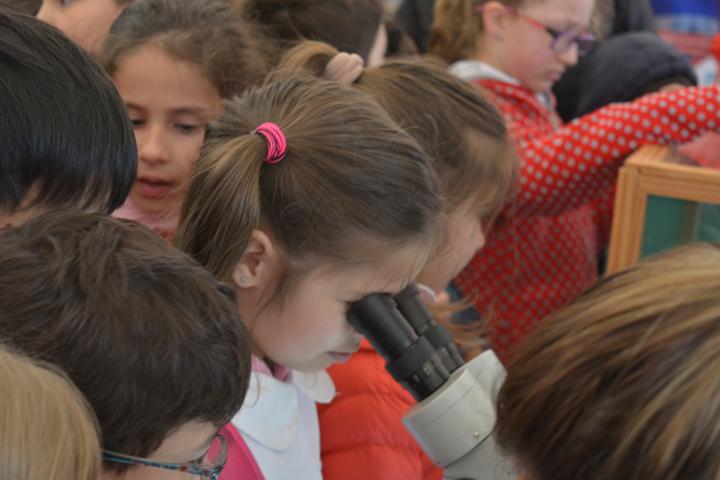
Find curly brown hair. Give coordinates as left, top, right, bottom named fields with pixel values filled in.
left=102, top=0, right=268, bottom=98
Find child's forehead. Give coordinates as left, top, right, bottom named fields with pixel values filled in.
left=523, top=0, right=595, bottom=29
left=316, top=245, right=431, bottom=295
left=112, top=44, right=222, bottom=112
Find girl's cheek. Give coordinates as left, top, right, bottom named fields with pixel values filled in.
left=177, top=132, right=205, bottom=162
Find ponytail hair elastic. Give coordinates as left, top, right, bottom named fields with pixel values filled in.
left=254, top=122, right=287, bottom=164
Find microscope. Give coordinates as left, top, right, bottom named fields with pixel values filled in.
left=347, top=284, right=518, bottom=480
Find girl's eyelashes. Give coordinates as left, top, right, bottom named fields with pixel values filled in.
left=345, top=291, right=396, bottom=305
left=345, top=296, right=371, bottom=306
left=175, top=123, right=205, bottom=135
left=126, top=118, right=205, bottom=133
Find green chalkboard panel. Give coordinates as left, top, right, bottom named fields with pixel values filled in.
left=641, top=195, right=720, bottom=258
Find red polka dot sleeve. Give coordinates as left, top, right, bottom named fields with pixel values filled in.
left=456, top=80, right=720, bottom=361
left=480, top=81, right=720, bottom=217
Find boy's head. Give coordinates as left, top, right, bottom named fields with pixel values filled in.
left=36, top=0, right=131, bottom=55
left=0, top=211, right=250, bottom=478
left=0, top=10, right=136, bottom=226
left=496, top=244, right=720, bottom=480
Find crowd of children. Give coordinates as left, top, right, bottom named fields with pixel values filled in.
left=1, top=0, right=720, bottom=479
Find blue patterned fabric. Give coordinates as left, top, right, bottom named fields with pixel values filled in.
left=651, top=0, right=719, bottom=34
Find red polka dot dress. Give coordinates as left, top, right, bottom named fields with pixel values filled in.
left=455, top=78, right=720, bottom=362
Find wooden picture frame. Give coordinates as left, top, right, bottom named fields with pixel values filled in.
left=606, top=145, right=720, bottom=274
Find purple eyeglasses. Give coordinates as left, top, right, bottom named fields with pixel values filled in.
left=479, top=4, right=597, bottom=56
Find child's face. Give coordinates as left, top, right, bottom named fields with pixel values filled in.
left=367, top=23, right=388, bottom=67
left=417, top=200, right=485, bottom=293
left=112, top=45, right=222, bottom=215
left=246, top=243, right=429, bottom=373
left=487, top=0, right=594, bottom=92
left=105, top=421, right=219, bottom=479
left=37, top=0, right=127, bottom=56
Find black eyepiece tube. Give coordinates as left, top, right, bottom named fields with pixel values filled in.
left=348, top=293, right=450, bottom=401
left=346, top=293, right=416, bottom=359
left=393, top=284, right=465, bottom=374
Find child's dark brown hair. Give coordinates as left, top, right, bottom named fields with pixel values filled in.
left=102, top=0, right=268, bottom=98
left=0, top=211, right=250, bottom=472
left=175, top=75, right=442, bottom=296
left=0, top=9, right=136, bottom=217
left=241, top=0, right=384, bottom=63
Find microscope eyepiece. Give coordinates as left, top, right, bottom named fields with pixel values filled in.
left=347, top=290, right=452, bottom=401
left=349, top=286, right=515, bottom=479
left=393, top=284, right=465, bottom=374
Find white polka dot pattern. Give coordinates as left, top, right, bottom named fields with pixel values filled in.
left=456, top=80, right=720, bottom=362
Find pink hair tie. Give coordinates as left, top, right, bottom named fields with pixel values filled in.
left=254, top=122, right=287, bottom=164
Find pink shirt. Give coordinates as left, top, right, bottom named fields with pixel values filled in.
left=220, top=425, right=265, bottom=480
left=113, top=197, right=178, bottom=242
left=219, top=358, right=275, bottom=480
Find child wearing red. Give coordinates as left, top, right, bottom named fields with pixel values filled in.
left=431, top=0, right=720, bottom=360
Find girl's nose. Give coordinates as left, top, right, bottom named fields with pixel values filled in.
left=138, top=125, right=169, bottom=166
left=557, top=42, right=579, bottom=67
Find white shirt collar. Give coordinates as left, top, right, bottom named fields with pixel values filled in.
left=449, top=60, right=554, bottom=110
left=231, top=369, right=334, bottom=450
left=449, top=60, right=520, bottom=84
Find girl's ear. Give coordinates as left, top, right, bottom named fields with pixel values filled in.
left=481, top=1, right=512, bottom=40
left=231, top=229, right=279, bottom=290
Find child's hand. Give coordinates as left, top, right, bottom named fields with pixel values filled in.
left=658, top=83, right=687, bottom=93
left=435, top=290, right=450, bottom=306
left=417, top=284, right=489, bottom=360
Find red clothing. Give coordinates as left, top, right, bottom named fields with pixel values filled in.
left=319, top=340, right=443, bottom=480
left=456, top=80, right=720, bottom=361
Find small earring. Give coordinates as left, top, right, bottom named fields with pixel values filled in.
left=238, top=275, right=248, bottom=285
